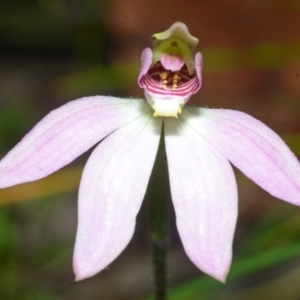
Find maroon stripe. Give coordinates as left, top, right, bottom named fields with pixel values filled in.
left=141, top=75, right=200, bottom=97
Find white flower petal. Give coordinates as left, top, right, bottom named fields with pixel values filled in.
left=0, top=97, right=149, bottom=188
left=73, top=115, right=162, bottom=281
left=183, top=107, right=300, bottom=206
left=164, top=117, right=238, bottom=282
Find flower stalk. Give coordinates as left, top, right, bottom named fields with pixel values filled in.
left=147, top=124, right=170, bottom=300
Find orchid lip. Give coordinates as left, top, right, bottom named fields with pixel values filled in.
left=138, top=48, right=202, bottom=118
left=139, top=61, right=200, bottom=98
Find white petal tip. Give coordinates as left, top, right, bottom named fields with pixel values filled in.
left=216, top=274, right=227, bottom=284
left=208, top=268, right=229, bottom=284
left=194, top=258, right=230, bottom=284
left=73, top=260, right=99, bottom=282
left=74, top=269, right=96, bottom=282
left=74, top=274, right=89, bottom=282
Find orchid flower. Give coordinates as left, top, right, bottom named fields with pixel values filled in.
left=1, top=22, right=300, bottom=284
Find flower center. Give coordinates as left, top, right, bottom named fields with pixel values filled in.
left=141, top=61, right=198, bottom=98
left=138, top=22, right=202, bottom=118
left=149, top=61, right=194, bottom=91
left=139, top=60, right=200, bottom=118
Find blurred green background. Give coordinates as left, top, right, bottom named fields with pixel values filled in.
left=0, top=0, right=300, bottom=299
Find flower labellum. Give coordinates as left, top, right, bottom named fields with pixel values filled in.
left=0, top=22, right=300, bottom=283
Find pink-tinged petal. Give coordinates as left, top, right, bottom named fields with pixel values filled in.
left=164, top=117, right=238, bottom=282
left=73, top=115, right=162, bottom=281
left=183, top=107, right=300, bottom=206
left=195, top=52, right=203, bottom=90
left=0, top=97, right=150, bottom=188
left=138, top=48, right=153, bottom=86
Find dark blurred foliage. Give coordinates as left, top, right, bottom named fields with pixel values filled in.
left=0, top=0, right=300, bottom=299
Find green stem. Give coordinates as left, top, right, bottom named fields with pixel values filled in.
left=146, top=124, right=170, bottom=300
